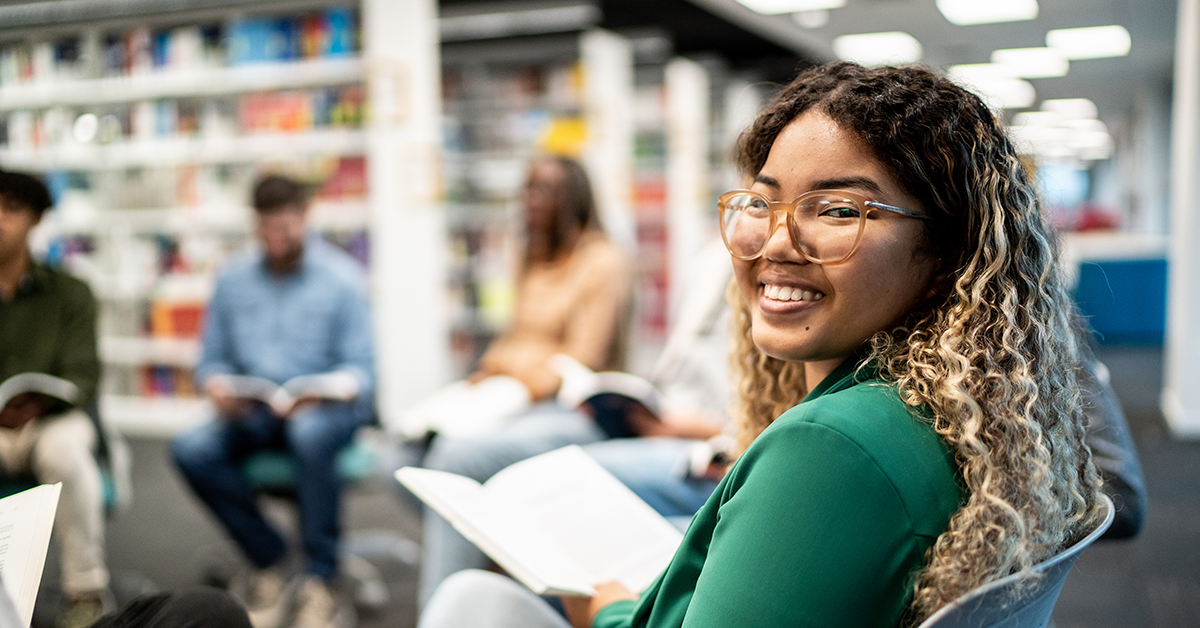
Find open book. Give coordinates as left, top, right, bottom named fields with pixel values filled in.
left=0, top=373, right=79, bottom=411
left=209, top=372, right=359, bottom=416
left=551, top=354, right=664, bottom=438
left=392, top=375, right=532, bottom=439
left=0, top=483, right=62, bottom=628
left=396, top=445, right=682, bottom=596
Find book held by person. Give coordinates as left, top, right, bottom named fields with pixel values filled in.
left=396, top=445, right=682, bottom=596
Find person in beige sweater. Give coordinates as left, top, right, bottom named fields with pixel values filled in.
left=410, top=155, right=634, bottom=607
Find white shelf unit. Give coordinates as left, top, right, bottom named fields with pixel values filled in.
left=0, top=127, right=367, bottom=169
left=0, top=2, right=399, bottom=436
left=0, top=57, right=364, bottom=110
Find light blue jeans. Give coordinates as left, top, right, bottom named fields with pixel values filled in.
left=419, top=570, right=571, bottom=628
left=417, top=404, right=606, bottom=608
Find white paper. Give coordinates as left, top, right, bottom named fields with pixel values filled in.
left=397, top=445, right=682, bottom=596
left=0, top=483, right=62, bottom=627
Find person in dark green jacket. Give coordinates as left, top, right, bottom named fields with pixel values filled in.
left=0, top=170, right=111, bottom=628
left=417, top=62, right=1107, bottom=628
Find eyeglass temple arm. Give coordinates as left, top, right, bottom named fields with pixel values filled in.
left=866, top=201, right=933, bottom=221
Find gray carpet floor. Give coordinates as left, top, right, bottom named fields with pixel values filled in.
left=31, top=344, right=1200, bottom=628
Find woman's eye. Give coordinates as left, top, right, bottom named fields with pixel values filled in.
left=819, top=204, right=860, bottom=219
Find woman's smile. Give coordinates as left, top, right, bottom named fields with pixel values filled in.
left=731, top=110, right=938, bottom=386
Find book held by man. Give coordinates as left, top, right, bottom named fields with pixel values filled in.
left=396, top=445, right=683, bottom=596
left=208, top=372, right=359, bottom=416
left=0, top=483, right=62, bottom=628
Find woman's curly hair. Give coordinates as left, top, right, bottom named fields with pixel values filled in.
left=728, top=61, right=1104, bottom=623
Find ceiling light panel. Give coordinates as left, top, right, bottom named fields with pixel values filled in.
left=1046, top=25, right=1132, bottom=59
left=964, top=78, right=1036, bottom=109
left=735, top=0, right=845, bottom=14
left=1041, top=98, right=1099, bottom=120
left=991, top=47, right=1069, bottom=78
left=833, top=31, right=922, bottom=65
left=937, top=0, right=1038, bottom=25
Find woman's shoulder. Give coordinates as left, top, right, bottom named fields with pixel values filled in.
left=571, top=231, right=627, bottom=264
left=751, top=380, right=962, bottom=532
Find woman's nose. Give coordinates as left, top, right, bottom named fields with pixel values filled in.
left=762, top=208, right=805, bottom=262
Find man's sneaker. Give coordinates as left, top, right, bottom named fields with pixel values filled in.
left=242, top=567, right=295, bottom=628
left=290, top=577, right=354, bottom=628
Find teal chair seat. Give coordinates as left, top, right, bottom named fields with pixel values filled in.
left=241, top=439, right=377, bottom=495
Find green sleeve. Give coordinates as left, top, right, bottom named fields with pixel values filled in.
left=55, top=280, right=100, bottom=409
left=680, top=421, right=924, bottom=628
left=593, top=599, right=637, bottom=628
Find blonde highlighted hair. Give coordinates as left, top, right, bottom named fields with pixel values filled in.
left=728, top=62, right=1104, bottom=623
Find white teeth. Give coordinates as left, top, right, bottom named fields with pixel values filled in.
left=762, top=284, right=824, bottom=302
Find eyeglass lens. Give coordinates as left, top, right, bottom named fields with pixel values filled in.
left=720, top=191, right=865, bottom=262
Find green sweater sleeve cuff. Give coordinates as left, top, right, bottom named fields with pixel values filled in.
left=592, top=599, right=638, bottom=628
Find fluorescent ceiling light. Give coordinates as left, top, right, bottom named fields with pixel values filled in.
left=736, top=0, right=845, bottom=14
left=439, top=4, right=601, bottom=41
left=1041, top=98, right=1098, bottom=120
left=947, top=65, right=1035, bottom=109
left=966, top=78, right=1036, bottom=109
left=1010, top=109, right=1113, bottom=161
left=792, top=9, right=831, bottom=28
left=1047, top=25, right=1131, bottom=59
left=947, top=63, right=1015, bottom=83
left=991, top=47, right=1069, bottom=78
left=833, top=32, right=922, bottom=66
left=937, top=0, right=1038, bottom=25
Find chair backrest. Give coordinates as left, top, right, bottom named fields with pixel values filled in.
left=916, top=494, right=1115, bottom=628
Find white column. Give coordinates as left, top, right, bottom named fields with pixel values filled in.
left=1163, top=0, right=1200, bottom=437
left=581, top=30, right=636, bottom=251
left=362, top=0, right=450, bottom=430
left=665, top=57, right=711, bottom=324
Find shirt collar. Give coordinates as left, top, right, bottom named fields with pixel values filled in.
left=801, top=352, right=878, bottom=403
left=258, top=233, right=319, bottom=277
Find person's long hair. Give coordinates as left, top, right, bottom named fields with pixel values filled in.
left=522, top=156, right=602, bottom=269
left=728, top=61, right=1104, bottom=623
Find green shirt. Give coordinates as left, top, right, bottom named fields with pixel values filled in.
left=594, top=358, right=964, bottom=628
left=0, top=261, right=100, bottom=409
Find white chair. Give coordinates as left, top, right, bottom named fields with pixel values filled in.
left=917, top=494, right=1115, bottom=628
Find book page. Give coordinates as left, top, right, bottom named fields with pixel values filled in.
left=396, top=467, right=596, bottom=595
left=280, top=372, right=358, bottom=402
left=484, top=446, right=683, bottom=593
left=0, top=483, right=62, bottom=627
left=212, top=374, right=280, bottom=403
left=0, top=373, right=80, bottom=409
left=394, top=376, right=532, bottom=439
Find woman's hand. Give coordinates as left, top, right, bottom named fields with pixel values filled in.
left=562, top=581, right=636, bottom=628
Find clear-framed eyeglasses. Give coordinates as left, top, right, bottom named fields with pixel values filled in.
left=717, top=189, right=933, bottom=265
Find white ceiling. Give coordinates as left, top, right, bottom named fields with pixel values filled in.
left=692, top=0, right=1179, bottom=129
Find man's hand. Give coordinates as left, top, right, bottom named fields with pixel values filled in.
left=205, top=377, right=250, bottom=420
left=562, top=581, right=636, bottom=628
left=0, top=393, right=49, bottom=429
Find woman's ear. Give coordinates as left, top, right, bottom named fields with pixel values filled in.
left=923, top=262, right=950, bottom=301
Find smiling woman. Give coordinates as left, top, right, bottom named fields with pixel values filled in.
left=416, top=61, right=1105, bottom=628
left=726, top=61, right=1105, bottom=623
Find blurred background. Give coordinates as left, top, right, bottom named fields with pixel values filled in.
left=2, top=0, right=1197, bottom=626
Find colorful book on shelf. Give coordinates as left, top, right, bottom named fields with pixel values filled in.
left=396, top=445, right=682, bottom=597
left=0, top=372, right=79, bottom=411
left=0, top=483, right=62, bottom=628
